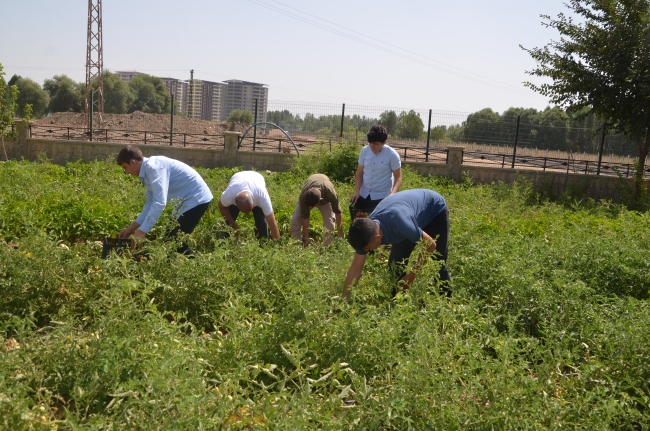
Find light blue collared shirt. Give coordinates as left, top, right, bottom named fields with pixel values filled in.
left=358, top=144, right=401, bottom=200
left=135, top=156, right=213, bottom=233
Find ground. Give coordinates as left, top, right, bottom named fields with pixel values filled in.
left=32, top=111, right=249, bottom=135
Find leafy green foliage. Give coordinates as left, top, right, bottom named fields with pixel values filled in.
left=43, top=75, right=85, bottom=114
left=522, top=0, right=650, bottom=193
left=100, top=71, right=135, bottom=114
left=291, top=140, right=362, bottom=183
left=14, top=77, right=49, bottom=118
left=1, top=161, right=650, bottom=429
left=226, top=109, right=254, bottom=124
left=127, top=75, right=171, bottom=114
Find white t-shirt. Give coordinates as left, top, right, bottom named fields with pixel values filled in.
left=220, top=171, right=273, bottom=216
left=358, top=144, right=401, bottom=200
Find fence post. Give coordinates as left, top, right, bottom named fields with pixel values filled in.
left=596, top=125, right=607, bottom=175
left=170, top=94, right=174, bottom=146
left=253, top=98, right=258, bottom=151
left=90, top=91, right=94, bottom=142
left=105, top=129, right=108, bottom=142
left=340, top=103, right=345, bottom=139
left=144, top=132, right=147, bottom=145
left=67, top=127, right=70, bottom=140
left=426, top=109, right=432, bottom=162
left=510, top=115, right=520, bottom=168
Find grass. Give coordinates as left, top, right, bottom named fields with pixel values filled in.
left=1, top=156, right=649, bottom=430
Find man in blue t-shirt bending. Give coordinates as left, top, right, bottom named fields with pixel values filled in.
left=343, top=189, right=450, bottom=299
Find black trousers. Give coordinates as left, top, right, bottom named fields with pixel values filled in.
left=227, top=205, right=269, bottom=239
left=355, top=195, right=383, bottom=213
left=166, top=201, right=211, bottom=254
left=389, top=209, right=451, bottom=295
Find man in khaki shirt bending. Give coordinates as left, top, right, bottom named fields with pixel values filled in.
left=290, top=174, right=344, bottom=247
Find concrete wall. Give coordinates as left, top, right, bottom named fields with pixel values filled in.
left=3, top=128, right=643, bottom=202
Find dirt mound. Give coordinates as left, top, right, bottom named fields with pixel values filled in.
left=33, top=112, right=248, bottom=136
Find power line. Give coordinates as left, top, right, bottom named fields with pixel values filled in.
left=246, top=0, right=545, bottom=99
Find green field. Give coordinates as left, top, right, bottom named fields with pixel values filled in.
left=1, top=154, right=649, bottom=430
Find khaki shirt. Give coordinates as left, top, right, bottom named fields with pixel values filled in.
left=299, top=174, right=342, bottom=218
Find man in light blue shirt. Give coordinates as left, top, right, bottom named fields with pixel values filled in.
left=350, top=125, right=402, bottom=215
left=117, top=146, right=213, bottom=255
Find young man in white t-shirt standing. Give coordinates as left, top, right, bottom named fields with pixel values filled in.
left=218, top=171, right=280, bottom=239
left=350, top=125, right=402, bottom=214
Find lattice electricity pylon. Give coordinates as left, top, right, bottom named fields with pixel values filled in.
left=85, top=0, right=104, bottom=129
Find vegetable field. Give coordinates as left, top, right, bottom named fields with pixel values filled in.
left=1, top=157, right=649, bottom=430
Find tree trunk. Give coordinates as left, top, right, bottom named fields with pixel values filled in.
left=635, top=129, right=650, bottom=199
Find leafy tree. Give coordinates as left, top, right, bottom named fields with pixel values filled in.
left=379, top=110, right=398, bottom=136
left=128, top=74, right=171, bottom=114
left=396, top=110, right=425, bottom=139
left=100, top=71, right=133, bottom=114
left=7, top=74, right=20, bottom=87
left=0, top=64, right=19, bottom=160
left=43, top=75, right=84, bottom=113
left=429, top=126, right=447, bottom=141
left=522, top=0, right=650, bottom=196
left=15, top=78, right=49, bottom=118
left=227, top=109, right=254, bottom=124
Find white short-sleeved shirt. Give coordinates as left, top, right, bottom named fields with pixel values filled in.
left=358, top=144, right=401, bottom=200
left=220, top=171, right=273, bottom=216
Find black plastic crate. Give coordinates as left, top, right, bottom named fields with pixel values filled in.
left=101, top=237, right=133, bottom=259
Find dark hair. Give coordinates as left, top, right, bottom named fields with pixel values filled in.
left=348, top=218, right=378, bottom=250
left=367, top=125, right=388, bottom=143
left=304, top=188, right=321, bottom=207
left=116, top=145, right=143, bottom=165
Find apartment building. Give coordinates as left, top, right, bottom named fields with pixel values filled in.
left=159, top=77, right=188, bottom=115
left=115, top=70, right=144, bottom=83
left=113, top=71, right=269, bottom=123
left=222, top=80, right=268, bottom=122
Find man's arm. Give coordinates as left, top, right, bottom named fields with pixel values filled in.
left=218, top=199, right=239, bottom=231
left=398, top=231, right=436, bottom=287
left=390, top=168, right=403, bottom=195
left=265, top=212, right=281, bottom=239
left=350, top=164, right=364, bottom=203
left=335, top=212, right=343, bottom=237
left=342, top=253, right=367, bottom=300
left=119, top=221, right=141, bottom=238
left=301, top=216, right=310, bottom=247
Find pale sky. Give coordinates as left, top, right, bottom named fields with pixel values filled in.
left=0, top=0, right=571, bottom=114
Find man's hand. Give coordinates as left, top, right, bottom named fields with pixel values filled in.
left=349, top=192, right=359, bottom=203
left=132, top=230, right=146, bottom=240
left=397, top=272, right=416, bottom=291
left=303, top=238, right=310, bottom=248
left=119, top=222, right=141, bottom=239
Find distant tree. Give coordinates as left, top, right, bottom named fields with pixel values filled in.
left=7, top=74, right=20, bottom=87
left=0, top=63, right=19, bottom=160
left=227, top=109, right=254, bottom=124
left=379, top=110, right=398, bottom=136
left=522, top=0, right=650, bottom=196
left=128, top=75, right=171, bottom=114
left=43, top=75, right=84, bottom=113
left=429, top=126, right=446, bottom=141
left=395, top=110, right=425, bottom=139
left=15, top=78, right=49, bottom=118
left=462, top=108, right=503, bottom=144
left=100, top=71, right=133, bottom=114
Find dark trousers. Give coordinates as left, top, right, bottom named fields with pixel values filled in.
left=227, top=205, right=268, bottom=239
left=389, top=209, right=451, bottom=296
left=166, top=201, right=211, bottom=254
left=355, top=195, right=383, bottom=213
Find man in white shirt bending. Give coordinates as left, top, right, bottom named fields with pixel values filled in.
left=218, top=171, right=280, bottom=239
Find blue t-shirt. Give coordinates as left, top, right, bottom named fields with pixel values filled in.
left=355, top=189, right=447, bottom=255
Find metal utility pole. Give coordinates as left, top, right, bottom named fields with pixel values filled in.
left=85, top=0, right=104, bottom=131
